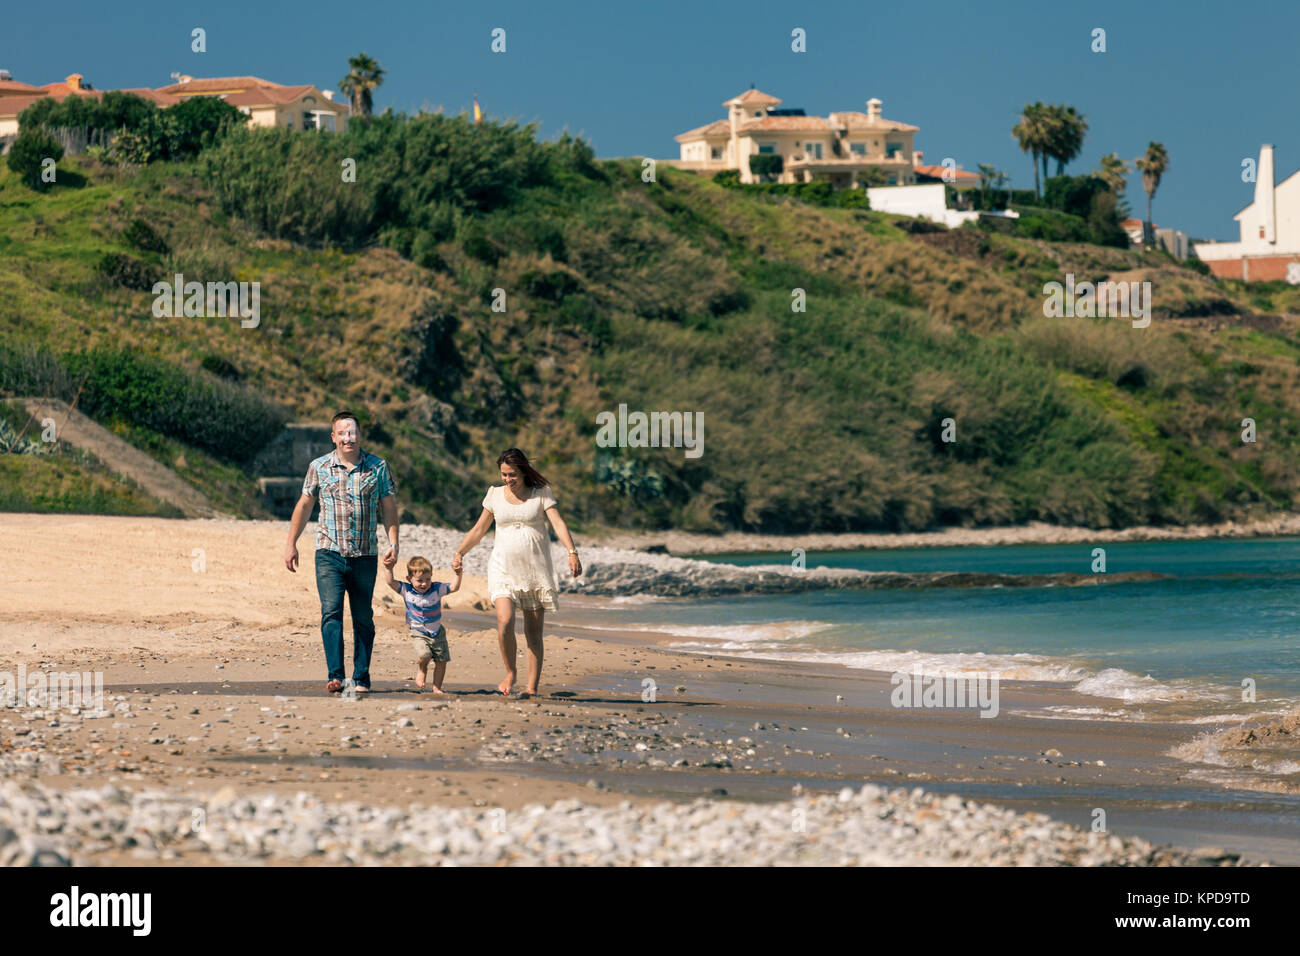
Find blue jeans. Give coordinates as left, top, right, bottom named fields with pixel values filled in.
left=315, top=550, right=378, bottom=687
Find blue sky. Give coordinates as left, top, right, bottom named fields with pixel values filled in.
left=5, top=0, right=1295, bottom=239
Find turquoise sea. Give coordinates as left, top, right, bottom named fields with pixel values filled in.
left=588, top=537, right=1300, bottom=728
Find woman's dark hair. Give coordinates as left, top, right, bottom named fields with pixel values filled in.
left=497, top=448, right=548, bottom=488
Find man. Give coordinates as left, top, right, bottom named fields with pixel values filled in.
left=284, top=411, right=399, bottom=694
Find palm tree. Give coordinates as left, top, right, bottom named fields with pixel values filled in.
left=977, top=163, right=997, bottom=208
left=994, top=169, right=1010, bottom=209
left=339, top=53, right=386, bottom=120
left=1095, top=152, right=1131, bottom=194
left=1012, top=102, right=1053, bottom=199
left=1045, top=104, right=1088, bottom=175
left=1135, top=142, right=1170, bottom=246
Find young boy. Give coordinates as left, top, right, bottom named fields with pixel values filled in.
left=383, top=555, right=461, bottom=693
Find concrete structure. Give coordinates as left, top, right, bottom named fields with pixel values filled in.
left=1120, top=217, right=1190, bottom=260
left=156, top=75, right=348, bottom=132
left=252, top=422, right=334, bottom=518
left=1194, top=145, right=1300, bottom=282
left=911, top=152, right=981, bottom=192
left=865, top=183, right=983, bottom=229
left=671, top=87, right=947, bottom=189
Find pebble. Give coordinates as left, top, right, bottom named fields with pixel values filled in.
left=0, top=751, right=1260, bottom=865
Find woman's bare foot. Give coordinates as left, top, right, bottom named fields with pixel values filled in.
left=497, top=673, right=515, bottom=696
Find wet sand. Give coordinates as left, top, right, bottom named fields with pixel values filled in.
left=1, top=514, right=1295, bottom=865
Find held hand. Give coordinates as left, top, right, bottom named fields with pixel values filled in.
left=382, top=547, right=397, bottom=569
left=451, top=553, right=463, bottom=574
left=568, top=553, right=582, bottom=578
left=284, top=544, right=299, bottom=573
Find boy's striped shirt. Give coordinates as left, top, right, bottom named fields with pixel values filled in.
left=399, top=581, right=451, bottom=634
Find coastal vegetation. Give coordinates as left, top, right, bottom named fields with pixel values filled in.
left=2, top=105, right=1298, bottom=532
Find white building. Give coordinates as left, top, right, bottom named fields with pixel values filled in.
left=1194, top=145, right=1300, bottom=282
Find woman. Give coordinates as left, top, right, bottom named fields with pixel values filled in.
left=452, top=448, right=581, bottom=698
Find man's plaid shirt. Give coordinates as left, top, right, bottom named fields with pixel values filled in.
left=302, top=449, right=396, bottom=557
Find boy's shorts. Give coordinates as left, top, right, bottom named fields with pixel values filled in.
left=410, top=625, right=450, bottom=663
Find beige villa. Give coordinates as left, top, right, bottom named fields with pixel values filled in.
left=155, top=75, right=349, bottom=132
left=670, top=86, right=977, bottom=190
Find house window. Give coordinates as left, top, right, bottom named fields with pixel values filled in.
left=886, top=141, right=903, bottom=158
left=758, top=143, right=777, bottom=154
left=849, top=142, right=865, bottom=155
left=318, top=113, right=335, bottom=132
left=711, top=146, right=723, bottom=160
left=887, top=175, right=897, bottom=185
left=753, top=111, right=762, bottom=117
left=809, top=143, right=823, bottom=159
left=1260, top=226, right=1266, bottom=238
left=286, top=116, right=293, bottom=129
left=303, top=96, right=315, bottom=104
left=302, top=112, right=316, bottom=129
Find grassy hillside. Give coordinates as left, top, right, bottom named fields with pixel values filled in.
left=3, top=115, right=1300, bottom=532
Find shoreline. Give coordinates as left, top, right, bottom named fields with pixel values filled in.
left=586, top=513, right=1300, bottom=555
left=0, top=513, right=1294, bottom=866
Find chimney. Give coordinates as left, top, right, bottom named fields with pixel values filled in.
left=866, top=97, right=882, bottom=120
left=913, top=149, right=923, bottom=167
left=1256, top=144, right=1276, bottom=245
left=321, top=89, right=334, bottom=101
left=0, top=70, right=12, bottom=82
left=66, top=73, right=83, bottom=91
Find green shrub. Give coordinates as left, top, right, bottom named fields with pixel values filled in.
left=62, top=348, right=287, bottom=460
left=0, top=342, right=73, bottom=398
left=712, top=169, right=740, bottom=187
left=97, top=251, right=161, bottom=290
left=123, top=218, right=170, bottom=255
left=6, top=128, right=64, bottom=190
left=748, top=154, right=783, bottom=180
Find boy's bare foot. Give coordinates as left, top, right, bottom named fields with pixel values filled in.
left=415, top=669, right=427, bottom=690
left=497, top=674, right=515, bottom=696
left=430, top=686, right=447, bottom=696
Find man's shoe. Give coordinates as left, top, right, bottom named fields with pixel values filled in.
left=326, top=679, right=343, bottom=693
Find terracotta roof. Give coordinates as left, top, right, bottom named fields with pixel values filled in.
left=0, top=79, right=44, bottom=96
left=725, top=88, right=781, bottom=107
left=914, top=164, right=979, bottom=182
left=40, top=80, right=92, bottom=96
left=119, top=88, right=182, bottom=107
left=830, top=110, right=919, bottom=133
left=674, top=118, right=731, bottom=142
left=156, top=75, right=284, bottom=95
left=0, top=94, right=49, bottom=118
left=738, top=116, right=832, bottom=132
left=223, top=85, right=347, bottom=111
left=0, top=86, right=196, bottom=118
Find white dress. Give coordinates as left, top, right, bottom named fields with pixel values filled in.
left=483, top=484, right=560, bottom=610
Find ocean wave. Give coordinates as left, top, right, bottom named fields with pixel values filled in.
left=663, top=644, right=1090, bottom=682
left=1073, top=668, right=1231, bottom=704
left=622, top=621, right=837, bottom=644
left=1169, top=708, right=1300, bottom=781
left=565, top=547, right=1172, bottom=598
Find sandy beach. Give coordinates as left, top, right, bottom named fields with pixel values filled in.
left=0, top=514, right=1293, bottom=865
